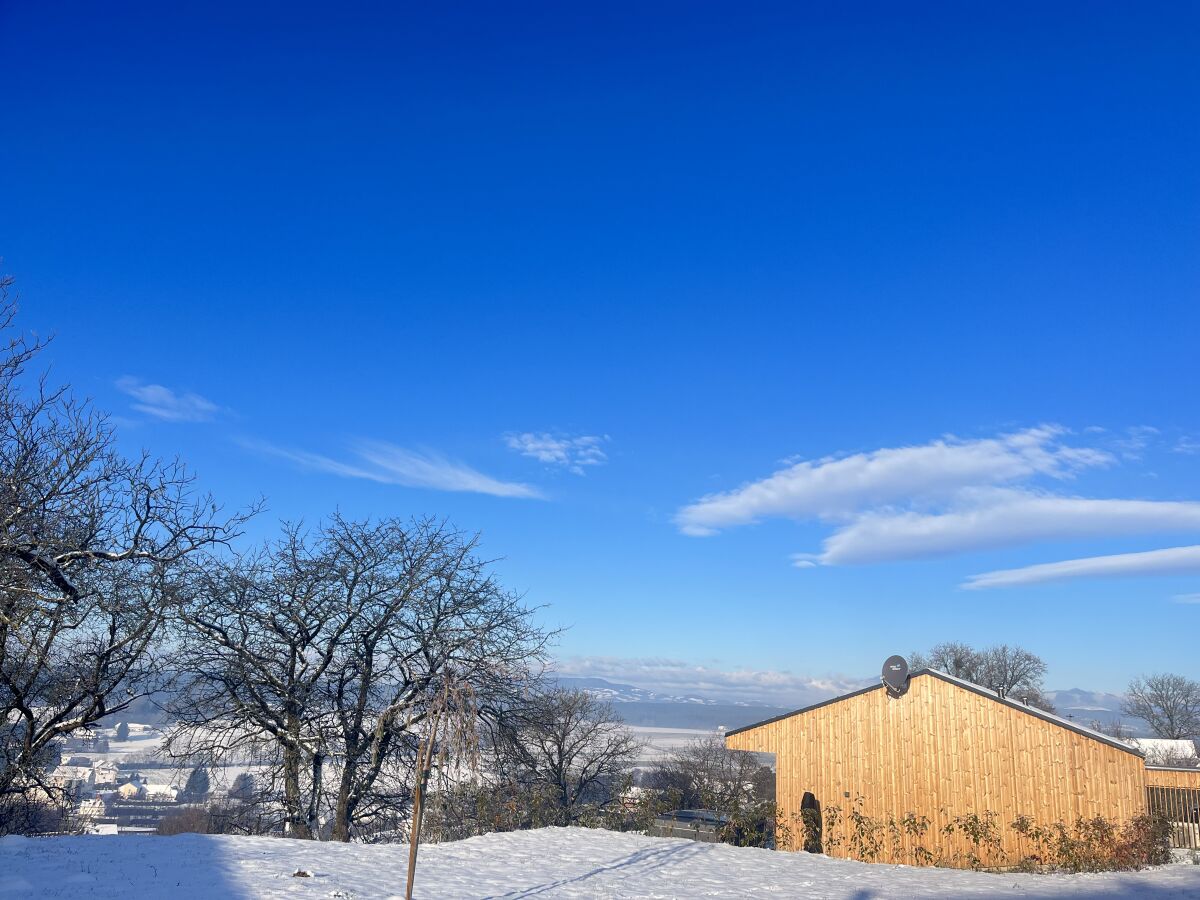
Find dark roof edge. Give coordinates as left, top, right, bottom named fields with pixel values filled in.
left=725, top=668, right=1144, bottom=758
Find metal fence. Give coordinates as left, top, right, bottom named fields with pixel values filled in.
left=1147, top=786, right=1200, bottom=850
left=649, top=810, right=729, bottom=843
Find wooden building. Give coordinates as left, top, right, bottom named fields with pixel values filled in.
left=726, top=667, right=1163, bottom=867
left=1146, top=765, right=1200, bottom=850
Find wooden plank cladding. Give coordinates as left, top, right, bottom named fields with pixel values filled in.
left=1146, top=769, right=1200, bottom=849
left=1145, top=767, right=1200, bottom=790
left=727, top=670, right=1149, bottom=867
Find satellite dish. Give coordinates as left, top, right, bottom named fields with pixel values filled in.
left=882, top=655, right=909, bottom=695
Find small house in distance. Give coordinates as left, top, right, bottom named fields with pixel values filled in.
left=1128, top=737, right=1200, bottom=768
left=726, top=662, right=1200, bottom=867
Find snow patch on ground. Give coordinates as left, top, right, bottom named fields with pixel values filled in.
left=2, top=827, right=1199, bottom=898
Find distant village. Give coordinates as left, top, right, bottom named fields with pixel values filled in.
left=45, top=723, right=225, bottom=836
left=41, top=712, right=1200, bottom=841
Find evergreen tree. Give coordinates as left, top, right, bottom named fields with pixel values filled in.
left=115, top=722, right=130, bottom=741
left=229, top=772, right=255, bottom=801
left=183, top=765, right=210, bottom=801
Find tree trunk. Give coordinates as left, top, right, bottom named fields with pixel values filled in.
left=330, top=763, right=356, bottom=842
left=558, top=780, right=572, bottom=827
left=305, top=751, right=324, bottom=838
left=282, top=742, right=313, bottom=839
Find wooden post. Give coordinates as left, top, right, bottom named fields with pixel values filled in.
left=405, top=704, right=444, bottom=900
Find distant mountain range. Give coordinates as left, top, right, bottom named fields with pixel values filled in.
left=124, top=674, right=1151, bottom=737
left=554, top=676, right=792, bottom=730
left=1043, top=688, right=1148, bottom=735
left=554, top=676, right=768, bottom=707
left=556, top=676, right=1153, bottom=736
left=1045, top=687, right=1127, bottom=714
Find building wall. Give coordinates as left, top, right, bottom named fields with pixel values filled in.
left=1146, top=767, right=1200, bottom=849
left=726, top=673, right=1147, bottom=866
left=1145, top=766, right=1200, bottom=790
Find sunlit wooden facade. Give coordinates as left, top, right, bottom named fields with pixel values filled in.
left=726, top=669, right=1152, bottom=866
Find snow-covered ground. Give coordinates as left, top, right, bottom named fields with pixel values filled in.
left=88, top=722, right=737, bottom=777
left=3, top=827, right=1199, bottom=899
left=628, top=726, right=714, bottom=764
left=95, top=722, right=716, bottom=763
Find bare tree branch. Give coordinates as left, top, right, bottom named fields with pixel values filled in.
left=1122, top=673, right=1200, bottom=740
left=165, top=515, right=549, bottom=841
left=0, top=283, right=253, bottom=818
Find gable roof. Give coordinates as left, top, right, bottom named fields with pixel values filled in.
left=725, top=668, right=1144, bottom=758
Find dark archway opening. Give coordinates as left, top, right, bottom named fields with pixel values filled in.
left=800, top=791, right=822, bottom=853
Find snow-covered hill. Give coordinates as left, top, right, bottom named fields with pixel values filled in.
left=3, top=827, right=1198, bottom=899
left=554, top=676, right=793, bottom=730
left=554, top=675, right=759, bottom=706
left=1044, top=688, right=1144, bottom=735
left=559, top=676, right=1146, bottom=734
left=1045, top=688, right=1127, bottom=716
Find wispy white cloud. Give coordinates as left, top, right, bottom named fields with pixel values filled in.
left=116, top=376, right=220, bottom=423
left=555, top=655, right=866, bottom=706
left=1171, top=592, right=1200, bottom=604
left=505, top=432, right=609, bottom=475
left=962, top=545, right=1200, bottom=590
left=239, top=438, right=542, bottom=499
left=1174, top=437, right=1200, bottom=455
left=1110, top=425, right=1160, bottom=460
left=675, top=426, right=1108, bottom=537
left=822, top=491, right=1200, bottom=565
left=676, top=425, right=1200, bottom=585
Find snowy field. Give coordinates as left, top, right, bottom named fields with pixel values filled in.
left=84, top=723, right=733, bottom=781
left=85, top=724, right=727, bottom=783
left=628, top=726, right=714, bottom=764
left=3, top=827, right=1199, bottom=899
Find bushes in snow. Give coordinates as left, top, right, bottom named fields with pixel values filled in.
left=779, top=796, right=1172, bottom=872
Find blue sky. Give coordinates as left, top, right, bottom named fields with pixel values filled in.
left=2, top=2, right=1197, bottom=701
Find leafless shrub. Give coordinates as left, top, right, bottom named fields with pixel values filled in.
left=489, top=687, right=642, bottom=828
left=644, top=733, right=776, bottom=847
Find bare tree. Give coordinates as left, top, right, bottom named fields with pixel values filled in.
left=166, top=516, right=548, bottom=841
left=164, top=548, right=331, bottom=839
left=492, top=687, right=641, bottom=827
left=911, top=641, right=1054, bottom=711
left=647, top=733, right=771, bottom=814
left=980, top=645, right=1051, bottom=708
left=0, top=283, right=250, bottom=818
left=1139, top=744, right=1199, bottom=768
left=910, top=642, right=982, bottom=681
left=1122, top=674, right=1200, bottom=740
left=644, top=733, right=776, bottom=846
left=1089, top=718, right=1136, bottom=741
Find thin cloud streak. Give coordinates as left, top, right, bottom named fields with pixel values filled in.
left=675, top=426, right=1108, bottom=536
left=116, top=376, right=220, bottom=422
left=962, top=545, right=1200, bottom=590
left=822, top=492, right=1200, bottom=565
left=239, top=438, right=543, bottom=499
